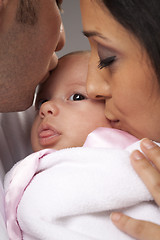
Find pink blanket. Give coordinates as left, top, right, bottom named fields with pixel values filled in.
left=4, top=128, right=160, bottom=240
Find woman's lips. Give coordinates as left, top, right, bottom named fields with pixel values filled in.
left=105, top=112, right=120, bottom=128
left=109, top=119, right=120, bottom=128
left=38, top=125, right=61, bottom=147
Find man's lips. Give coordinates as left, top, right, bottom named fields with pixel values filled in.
left=40, top=73, right=50, bottom=84
left=38, top=125, right=61, bottom=147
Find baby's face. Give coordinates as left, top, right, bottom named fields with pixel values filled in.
left=31, top=53, right=111, bottom=151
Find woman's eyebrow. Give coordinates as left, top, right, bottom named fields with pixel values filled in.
left=82, top=30, right=108, bottom=40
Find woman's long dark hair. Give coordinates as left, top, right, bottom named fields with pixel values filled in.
left=102, top=0, right=160, bottom=82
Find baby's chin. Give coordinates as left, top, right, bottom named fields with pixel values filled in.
left=32, top=145, right=68, bottom=152
left=32, top=139, right=85, bottom=152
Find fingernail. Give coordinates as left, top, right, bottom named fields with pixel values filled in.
left=141, top=138, right=156, bottom=150
left=131, top=150, right=143, bottom=160
left=110, top=212, right=121, bottom=222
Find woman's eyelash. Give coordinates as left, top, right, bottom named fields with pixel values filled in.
left=98, top=56, right=116, bottom=69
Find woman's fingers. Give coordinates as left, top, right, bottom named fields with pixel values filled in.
left=110, top=139, right=160, bottom=240
left=130, top=139, right=160, bottom=206
left=140, top=138, right=160, bottom=171
left=111, top=213, right=160, bottom=240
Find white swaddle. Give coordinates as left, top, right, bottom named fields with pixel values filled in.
left=4, top=128, right=160, bottom=240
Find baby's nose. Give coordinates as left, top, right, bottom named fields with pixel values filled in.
left=39, top=101, right=59, bottom=118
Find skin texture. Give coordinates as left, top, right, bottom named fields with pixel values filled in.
left=0, top=0, right=65, bottom=112
left=80, top=0, right=160, bottom=239
left=31, top=52, right=111, bottom=151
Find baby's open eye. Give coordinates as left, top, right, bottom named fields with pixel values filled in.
left=69, top=93, right=87, bottom=101
left=36, top=99, right=48, bottom=110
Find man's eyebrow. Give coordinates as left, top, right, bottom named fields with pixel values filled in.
left=82, top=31, right=107, bottom=40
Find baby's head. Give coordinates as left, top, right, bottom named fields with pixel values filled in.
left=31, top=51, right=111, bottom=152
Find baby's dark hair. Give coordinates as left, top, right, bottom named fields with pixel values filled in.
left=100, top=0, right=160, bottom=82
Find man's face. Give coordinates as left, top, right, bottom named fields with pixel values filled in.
left=0, top=0, right=65, bottom=112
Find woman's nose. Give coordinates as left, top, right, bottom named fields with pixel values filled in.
left=55, top=23, right=65, bottom=52
left=39, top=101, right=59, bottom=118
left=86, top=65, right=111, bottom=100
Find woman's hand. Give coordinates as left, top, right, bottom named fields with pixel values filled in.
left=111, top=138, right=160, bottom=240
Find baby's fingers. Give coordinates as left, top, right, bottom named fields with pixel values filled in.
left=111, top=213, right=160, bottom=240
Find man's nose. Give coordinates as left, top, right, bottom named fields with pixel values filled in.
left=55, top=23, right=65, bottom=52
left=86, top=66, right=112, bottom=100
left=48, top=23, right=65, bottom=72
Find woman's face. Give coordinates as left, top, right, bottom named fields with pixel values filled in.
left=80, top=0, right=160, bottom=141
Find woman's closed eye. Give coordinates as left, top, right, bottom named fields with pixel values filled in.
left=69, top=93, right=87, bottom=101
left=98, top=56, right=116, bottom=69
left=97, top=42, right=117, bottom=70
